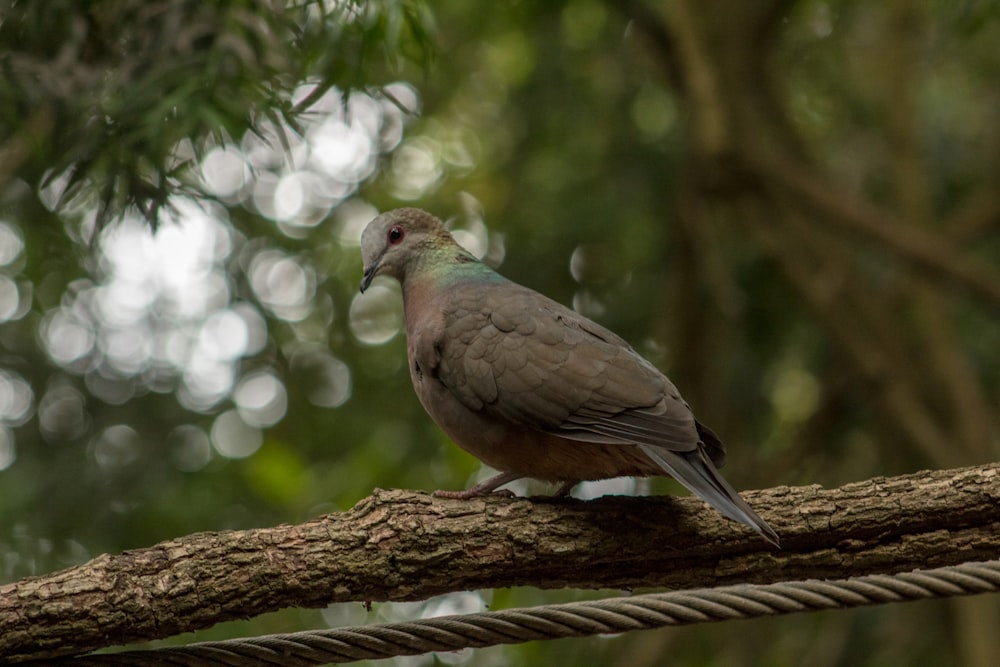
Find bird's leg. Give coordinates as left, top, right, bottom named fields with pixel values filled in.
left=433, top=471, right=523, bottom=499
left=553, top=480, right=578, bottom=497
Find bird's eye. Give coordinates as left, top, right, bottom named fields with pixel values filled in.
left=387, top=225, right=405, bottom=245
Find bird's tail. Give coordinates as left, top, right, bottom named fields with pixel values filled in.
left=638, top=444, right=780, bottom=546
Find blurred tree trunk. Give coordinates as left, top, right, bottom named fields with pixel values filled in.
left=616, top=0, right=1000, bottom=664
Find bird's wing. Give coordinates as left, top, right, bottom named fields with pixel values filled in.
left=429, top=280, right=778, bottom=545
left=435, top=282, right=704, bottom=455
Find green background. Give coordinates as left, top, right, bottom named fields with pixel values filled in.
left=1, top=1, right=998, bottom=664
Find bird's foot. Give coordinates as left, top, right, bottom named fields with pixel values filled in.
left=433, top=471, right=522, bottom=499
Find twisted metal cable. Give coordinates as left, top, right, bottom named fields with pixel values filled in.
left=51, top=559, right=1000, bottom=667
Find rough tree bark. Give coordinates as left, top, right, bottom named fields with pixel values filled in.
left=2, top=463, right=999, bottom=662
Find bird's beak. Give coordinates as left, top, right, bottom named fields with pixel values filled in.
left=359, top=263, right=378, bottom=293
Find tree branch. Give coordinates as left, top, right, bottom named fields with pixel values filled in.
left=747, top=150, right=1000, bottom=313
left=3, top=463, right=1000, bottom=662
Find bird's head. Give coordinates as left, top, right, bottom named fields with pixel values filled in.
left=359, top=208, right=456, bottom=292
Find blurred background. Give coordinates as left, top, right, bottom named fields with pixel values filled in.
left=1, top=0, right=999, bottom=664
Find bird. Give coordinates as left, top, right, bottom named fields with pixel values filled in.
left=359, top=207, right=779, bottom=546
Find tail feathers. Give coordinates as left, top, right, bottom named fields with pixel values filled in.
left=639, top=444, right=779, bottom=547
left=695, top=420, right=726, bottom=468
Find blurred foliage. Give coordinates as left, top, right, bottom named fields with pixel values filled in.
left=0, top=0, right=432, bottom=227
left=2, top=0, right=1000, bottom=666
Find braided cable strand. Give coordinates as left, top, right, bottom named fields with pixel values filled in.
left=52, top=559, right=1000, bottom=667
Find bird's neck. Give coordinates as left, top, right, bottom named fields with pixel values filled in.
left=401, top=246, right=502, bottom=311
left=403, top=243, right=493, bottom=289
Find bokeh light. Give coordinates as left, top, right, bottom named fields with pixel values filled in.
left=204, top=82, right=420, bottom=239
left=26, top=81, right=430, bottom=446
left=167, top=424, right=213, bottom=472
left=334, top=199, right=380, bottom=247
left=40, top=202, right=253, bottom=412
left=210, top=409, right=262, bottom=459
left=0, top=221, right=24, bottom=266
left=90, top=425, right=142, bottom=472
left=0, top=221, right=25, bottom=323
left=42, top=306, right=96, bottom=367
left=38, top=385, right=89, bottom=443
left=0, top=275, right=21, bottom=321
left=770, top=366, right=822, bottom=424
left=0, top=371, right=33, bottom=426
left=449, top=215, right=490, bottom=259
left=234, top=371, right=288, bottom=428
left=198, top=310, right=250, bottom=362
left=0, top=426, right=14, bottom=472
left=289, top=349, right=353, bottom=408
left=248, top=249, right=315, bottom=322
left=201, top=147, right=250, bottom=199
left=390, top=136, right=444, bottom=200
left=349, top=282, right=403, bottom=345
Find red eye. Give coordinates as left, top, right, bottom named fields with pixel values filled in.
left=387, top=225, right=405, bottom=245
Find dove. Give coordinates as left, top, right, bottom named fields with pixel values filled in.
left=359, top=207, right=778, bottom=545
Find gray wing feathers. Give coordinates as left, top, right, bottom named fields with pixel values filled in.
left=438, top=283, right=703, bottom=452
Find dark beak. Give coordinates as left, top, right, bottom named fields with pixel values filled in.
left=359, top=263, right=378, bottom=293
